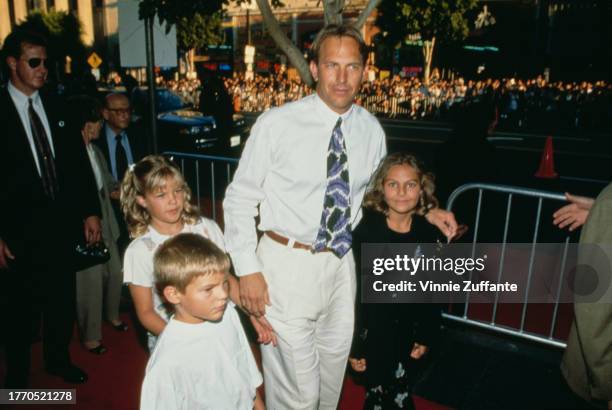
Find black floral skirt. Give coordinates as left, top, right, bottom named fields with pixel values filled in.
left=363, top=361, right=416, bottom=410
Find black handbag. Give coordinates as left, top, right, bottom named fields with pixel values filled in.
left=74, top=241, right=111, bottom=271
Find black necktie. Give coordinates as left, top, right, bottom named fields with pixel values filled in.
left=28, top=98, right=58, bottom=199
left=115, top=134, right=128, bottom=181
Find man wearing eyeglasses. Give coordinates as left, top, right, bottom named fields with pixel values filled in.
left=96, top=92, right=148, bottom=252
left=98, top=92, right=148, bottom=182
left=0, top=30, right=102, bottom=388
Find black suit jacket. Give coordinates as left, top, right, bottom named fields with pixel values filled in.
left=94, top=123, right=149, bottom=180
left=0, top=86, right=100, bottom=261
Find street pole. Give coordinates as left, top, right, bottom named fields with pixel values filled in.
left=244, top=5, right=254, bottom=80
left=144, top=15, right=158, bottom=154
left=246, top=8, right=251, bottom=45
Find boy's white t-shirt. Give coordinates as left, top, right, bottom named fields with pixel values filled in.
left=140, top=304, right=262, bottom=410
left=123, top=217, right=225, bottom=349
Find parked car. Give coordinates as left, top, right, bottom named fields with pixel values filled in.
left=131, top=87, right=249, bottom=155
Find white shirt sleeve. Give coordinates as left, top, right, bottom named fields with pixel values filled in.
left=198, top=218, right=226, bottom=252
left=223, top=114, right=273, bottom=277
left=229, top=306, right=263, bottom=391
left=377, top=123, right=387, bottom=163
left=123, top=240, right=155, bottom=287
left=373, top=122, right=387, bottom=173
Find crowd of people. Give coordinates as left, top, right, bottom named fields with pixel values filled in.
left=223, top=72, right=612, bottom=134
left=1, top=23, right=611, bottom=410
left=106, top=64, right=612, bottom=137
left=162, top=77, right=201, bottom=108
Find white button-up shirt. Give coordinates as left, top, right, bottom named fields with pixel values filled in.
left=223, top=93, right=387, bottom=277
left=8, top=81, right=55, bottom=175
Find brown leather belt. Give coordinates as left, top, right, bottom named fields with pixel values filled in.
left=265, top=231, right=311, bottom=250
left=265, top=231, right=332, bottom=252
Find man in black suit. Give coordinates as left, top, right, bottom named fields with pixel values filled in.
left=0, top=30, right=102, bottom=388
left=96, top=92, right=148, bottom=251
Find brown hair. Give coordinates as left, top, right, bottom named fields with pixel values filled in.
left=153, top=233, right=230, bottom=294
left=363, top=152, right=438, bottom=215
left=120, top=155, right=199, bottom=238
left=2, top=30, right=47, bottom=60
left=310, top=24, right=368, bottom=64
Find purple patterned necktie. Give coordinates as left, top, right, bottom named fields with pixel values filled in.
left=312, top=118, right=352, bottom=257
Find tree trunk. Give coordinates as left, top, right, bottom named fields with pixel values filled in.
left=255, top=0, right=313, bottom=86
left=422, top=36, right=435, bottom=85
left=255, top=0, right=381, bottom=85
left=324, top=0, right=344, bottom=25
left=187, top=49, right=195, bottom=74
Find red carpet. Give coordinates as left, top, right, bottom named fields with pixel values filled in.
left=0, top=313, right=452, bottom=410
left=0, top=314, right=146, bottom=410
left=339, top=377, right=453, bottom=410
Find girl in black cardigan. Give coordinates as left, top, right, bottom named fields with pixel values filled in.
left=350, top=152, right=443, bottom=409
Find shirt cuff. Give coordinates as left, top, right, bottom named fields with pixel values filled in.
left=230, top=251, right=263, bottom=277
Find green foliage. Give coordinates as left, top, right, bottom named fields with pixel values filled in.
left=14, top=10, right=86, bottom=67
left=377, top=0, right=477, bottom=45
left=138, top=0, right=226, bottom=32
left=176, top=12, right=224, bottom=52
left=139, top=0, right=285, bottom=32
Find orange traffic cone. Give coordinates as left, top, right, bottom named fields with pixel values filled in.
left=535, top=136, right=558, bottom=178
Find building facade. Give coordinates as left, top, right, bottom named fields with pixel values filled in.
left=1, top=0, right=119, bottom=71
left=1, top=0, right=608, bottom=80
left=224, top=0, right=378, bottom=73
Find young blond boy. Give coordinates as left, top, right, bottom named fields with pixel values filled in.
left=140, top=233, right=264, bottom=410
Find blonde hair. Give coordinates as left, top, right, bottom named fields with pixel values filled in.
left=363, top=152, right=438, bottom=215
left=120, top=155, right=199, bottom=238
left=153, top=233, right=230, bottom=294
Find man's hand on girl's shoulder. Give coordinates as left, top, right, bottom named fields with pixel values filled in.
left=425, top=208, right=458, bottom=239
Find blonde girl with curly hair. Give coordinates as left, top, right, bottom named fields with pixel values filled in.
left=121, top=155, right=275, bottom=351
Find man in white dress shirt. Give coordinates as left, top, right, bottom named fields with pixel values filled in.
left=223, top=24, right=456, bottom=409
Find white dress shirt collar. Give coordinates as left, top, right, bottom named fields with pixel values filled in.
left=7, top=80, right=55, bottom=172
left=105, top=122, right=125, bottom=141
left=312, top=92, right=355, bottom=126
left=7, top=80, right=40, bottom=108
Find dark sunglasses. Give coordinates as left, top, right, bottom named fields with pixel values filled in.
left=25, top=58, right=48, bottom=69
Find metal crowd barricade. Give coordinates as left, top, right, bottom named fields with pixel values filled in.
left=163, top=152, right=239, bottom=224
left=158, top=157, right=577, bottom=348
left=444, top=183, right=570, bottom=348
